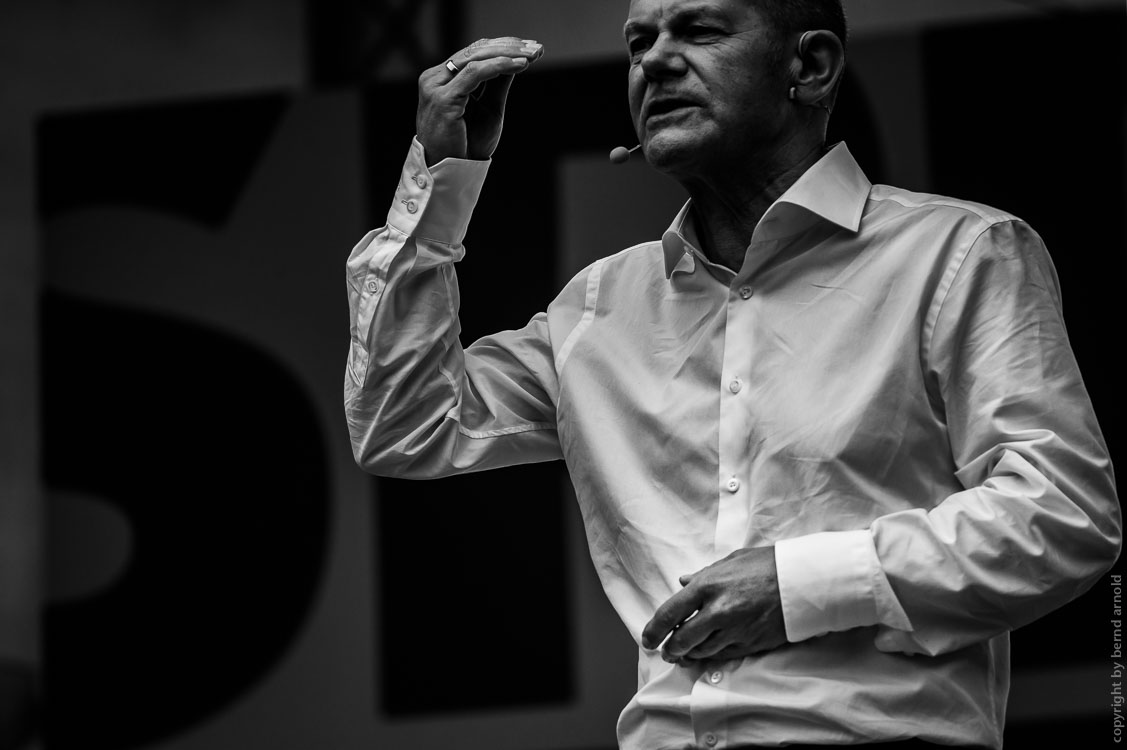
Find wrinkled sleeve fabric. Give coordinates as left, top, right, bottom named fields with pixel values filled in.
left=344, top=137, right=562, bottom=478
left=777, top=219, right=1121, bottom=655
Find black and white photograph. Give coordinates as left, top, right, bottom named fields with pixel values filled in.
left=2, top=1, right=1124, bottom=748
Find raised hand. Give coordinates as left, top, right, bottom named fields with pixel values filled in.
left=416, top=37, right=544, bottom=164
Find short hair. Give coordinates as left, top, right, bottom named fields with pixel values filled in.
left=754, top=0, right=849, bottom=61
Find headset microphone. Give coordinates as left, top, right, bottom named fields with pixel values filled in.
left=609, top=144, right=641, bottom=165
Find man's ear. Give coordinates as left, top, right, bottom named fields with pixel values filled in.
left=790, top=29, right=845, bottom=110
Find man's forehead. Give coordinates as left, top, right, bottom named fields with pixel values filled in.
left=624, top=0, right=746, bottom=32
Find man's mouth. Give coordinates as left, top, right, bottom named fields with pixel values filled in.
left=646, top=98, right=699, bottom=121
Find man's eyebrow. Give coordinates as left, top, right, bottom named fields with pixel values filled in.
left=623, top=19, right=649, bottom=38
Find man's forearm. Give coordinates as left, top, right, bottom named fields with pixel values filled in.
left=345, top=139, right=489, bottom=475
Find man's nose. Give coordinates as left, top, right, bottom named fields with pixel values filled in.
left=640, top=34, right=688, bottom=80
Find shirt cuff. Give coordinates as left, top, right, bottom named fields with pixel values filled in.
left=386, top=137, right=491, bottom=246
left=775, top=529, right=912, bottom=642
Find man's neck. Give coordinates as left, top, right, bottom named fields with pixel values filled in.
left=684, top=141, right=827, bottom=273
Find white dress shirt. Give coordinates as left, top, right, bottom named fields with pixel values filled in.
left=345, top=137, right=1121, bottom=749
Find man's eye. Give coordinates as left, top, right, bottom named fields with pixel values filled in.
left=627, top=38, right=652, bottom=59
left=686, top=25, right=719, bottom=38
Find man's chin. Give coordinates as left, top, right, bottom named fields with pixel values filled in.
left=641, top=132, right=703, bottom=176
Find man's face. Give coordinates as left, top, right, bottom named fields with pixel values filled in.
left=624, top=0, right=791, bottom=180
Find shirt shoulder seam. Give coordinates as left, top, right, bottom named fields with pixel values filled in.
left=868, top=189, right=1016, bottom=226
left=921, top=218, right=1022, bottom=371
left=554, top=256, right=607, bottom=374
left=455, top=420, right=558, bottom=439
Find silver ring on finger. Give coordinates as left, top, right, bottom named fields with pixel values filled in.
left=445, top=59, right=461, bottom=74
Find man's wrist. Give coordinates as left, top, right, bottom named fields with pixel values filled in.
left=387, top=137, right=491, bottom=245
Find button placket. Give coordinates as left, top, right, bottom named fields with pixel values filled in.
left=715, top=276, right=756, bottom=553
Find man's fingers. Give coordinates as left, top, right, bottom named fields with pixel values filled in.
left=442, top=56, right=527, bottom=101
left=420, top=36, right=542, bottom=90
left=642, top=587, right=703, bottom=650
left=428, top=37, right=542, bottom=86
left=414, top=36, right=542, bottom=163
left=681, top=631, right=733, bottom=661
left=450, top=37, right=544, bottom=67
left=477, top=71, right=515, bottom=104
left=661, top=613, right=718, bottom=661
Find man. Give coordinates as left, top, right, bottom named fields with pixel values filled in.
left=344, top=1, right=1121, bottom=747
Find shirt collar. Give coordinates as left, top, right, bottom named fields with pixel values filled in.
left=661, top=200, right=699, bottom=278
left=661, top=142, right=871, bottom=278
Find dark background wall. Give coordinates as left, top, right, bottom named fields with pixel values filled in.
left=3, top=1, right=1125, bottom=749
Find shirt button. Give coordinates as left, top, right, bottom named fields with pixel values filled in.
left=728, top=377, right=742, bottom=394
left=366, top=280, right=379, bottom=294
left=405, top=199, right=418, bottom=214
left=739, top=285, right=753, bottom=299
left=413, top=174, right=428, bottom=188
left=726, top=476, right=740, bottom=493
left=709, top=670, right=723, bottom=684
left=704, top=734, right=718, bottom=746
